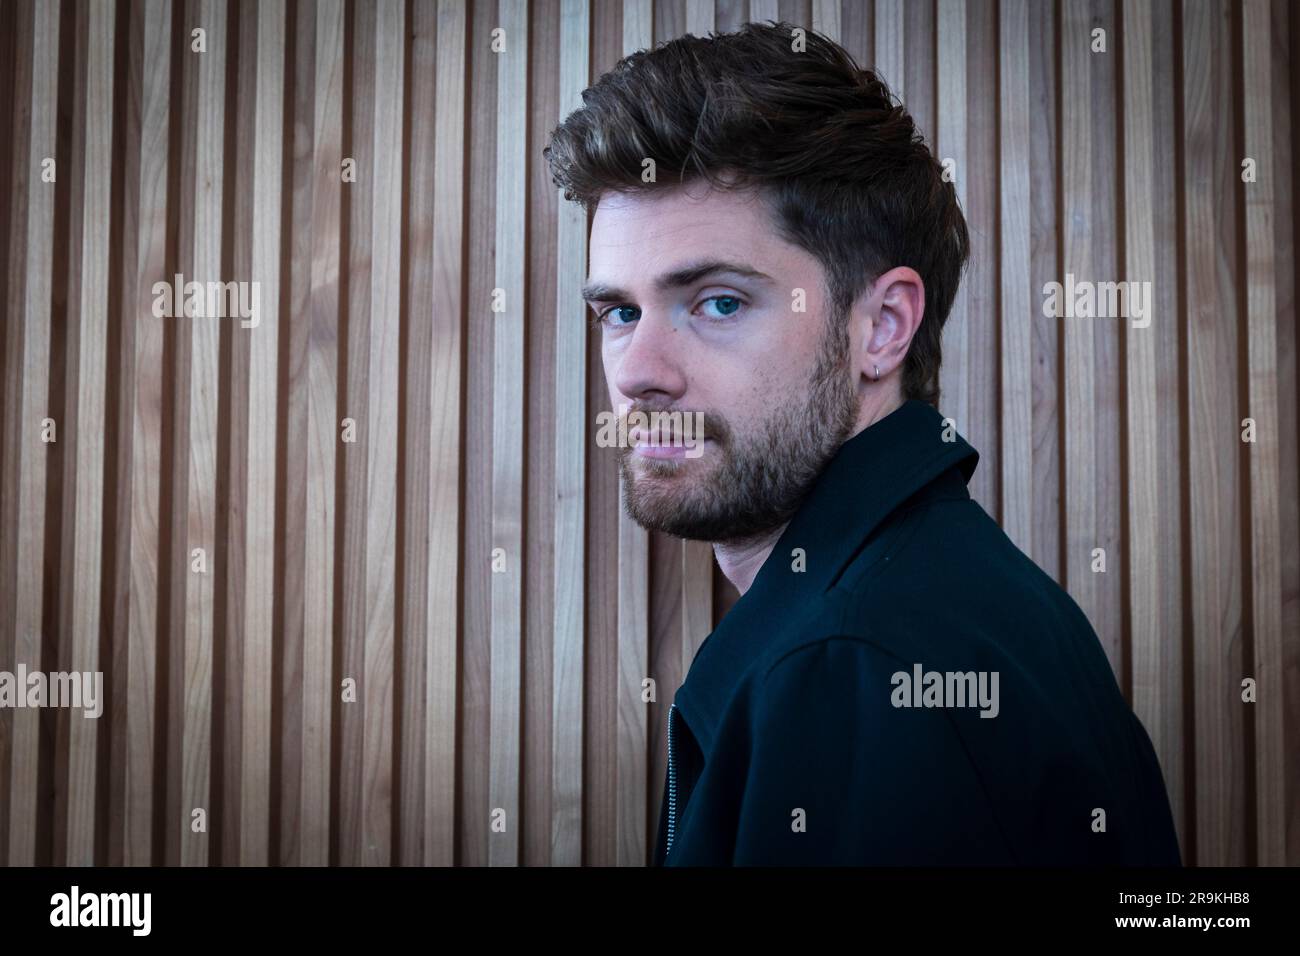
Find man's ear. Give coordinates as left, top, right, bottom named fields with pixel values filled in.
left=850, top=266, right=925, bottom=384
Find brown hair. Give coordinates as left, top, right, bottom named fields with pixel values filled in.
left=543, top=20, right=969, bottom=407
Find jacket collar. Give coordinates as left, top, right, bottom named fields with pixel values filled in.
left=673, top=398, right=980, bottom=754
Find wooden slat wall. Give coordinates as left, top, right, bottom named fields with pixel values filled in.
left=0, top=0, right=1295, bottom=868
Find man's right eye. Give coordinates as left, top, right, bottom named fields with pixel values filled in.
left=595, top=305, right=641, bottom=327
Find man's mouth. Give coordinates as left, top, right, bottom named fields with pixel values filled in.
left=634, top=442, right=694, bottom=460
left=628, top=431, right=710, bottom=460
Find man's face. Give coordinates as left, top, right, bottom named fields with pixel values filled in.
left=586, top=180, right=861, bottom=543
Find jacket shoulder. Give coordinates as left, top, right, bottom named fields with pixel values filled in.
left=829, top=494, right=1114, bottom=681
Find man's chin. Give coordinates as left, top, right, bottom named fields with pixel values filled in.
left=622, top=507, right=725, bottom=542
left=621, top=501, right=782, bottom=543
left=616, top=442, right=786, bottom=540
left=619, top=479, right=774, bottom=542
left=620, top=471, right=714, bottom=539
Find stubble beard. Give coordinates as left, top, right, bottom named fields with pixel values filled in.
left=617, top=317, right=860, bottom=543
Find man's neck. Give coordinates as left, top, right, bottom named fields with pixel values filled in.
left=713, top=392, right=904, bottom=596
left=713, top=524, right=789, bottom=596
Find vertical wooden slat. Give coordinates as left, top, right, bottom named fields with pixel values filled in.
left=875, top=0, right=905, bottom=100
left=0, top=0, right=26, bottom=867
left=1060, top=0, right=1100, bottom=670
left=1268, top=0, right=1299, bottom=870
left=340, top=0, right=369, bottom=866
left=166, top=0, right=193, bottom=869
left=1149, top=0, right=1187, bottom=854
left=750, top=0, right=780, bottom=28
left=679, top=543, right=713, bottom=671
left=523, top=0, right=560, bottom=871
left=463, top=0, right=497, bottom=869
left=399, top=0, right=434, bottom=867
left=1184, top=0, right=1245, bottom=866
left=839, top=0, right=870, bottom=69
left=1028, top=0, right=1061, bottom=585
left=179, top=0, right=226, bottom=868
left=221, top=0, right=257, bottom=870
left=936, top=1, right=966, bottom=428
left=686, top=0, right=711, bottom=34
left=124, top=0, right=171, bottom=866
left=108, top=0, right=138, bottom=870
left=616, top=473, right=649, bottom=865
left=581, top=0, right=622, bottom=870
left=1091, top=0, right=1123, bottom=677
left=396, top=0, right=432, bottom=868
left=490, top=0, right=527, bottom=868
left=340, top=0, right=373, bottom=866
left=241, top=0, right=284, bottom=866
left=812, top=0, right=840, bottom=42
left=902, top=0, right=931, bottom=142
left=964, top=0, right=997, bottom=514
left=1126, top=0, right=1189, bottom=844
left=1122, top=0, right=1180, bottom=847
left=999, top=0, right=1032, bottom=551
left=301, top=0, right=343, bottom=867
left=360, top=0, right=403, bottom=867
left=56, top=0, right=114, bottom=866
left=552, top=0, right=590, bottom=867
left=0, top=0, right=28, bottom=868
left=3, top=0, right=58, bottom=868
left=427, top=0, right=465, bottom=867
left=277, top=0, right=305, bottom=866
left=1242, top=0, right=1285, bottom=868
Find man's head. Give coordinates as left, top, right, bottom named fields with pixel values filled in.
left=544, top=21, right=968, bottom=544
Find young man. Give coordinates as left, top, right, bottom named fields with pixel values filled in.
left=544, top=21, right=1181, bottom=866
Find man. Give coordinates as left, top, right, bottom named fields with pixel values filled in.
left=544, top=21, right=1181, bottom=866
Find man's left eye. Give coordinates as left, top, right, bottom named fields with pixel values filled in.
left=698, top=295, right=743, bottom=320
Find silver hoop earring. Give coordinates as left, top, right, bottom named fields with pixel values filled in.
left=873, top=364, right=880, bottom=382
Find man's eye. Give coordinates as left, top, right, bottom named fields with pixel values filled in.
left=595, top=305, right=640, bottom=327
left=697, top=295, right=743, bottom=320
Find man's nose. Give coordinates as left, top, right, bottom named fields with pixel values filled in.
left=610, top=311, right=688, bottom=402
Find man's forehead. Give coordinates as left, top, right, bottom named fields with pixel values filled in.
left=592, top=180, right=766, bottom=226
left=588, top=185, right=784, bottom=276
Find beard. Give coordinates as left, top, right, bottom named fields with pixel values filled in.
left=617, top=316, right=860, bottom=543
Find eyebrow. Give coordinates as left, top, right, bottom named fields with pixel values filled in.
left=580, top=259, right=774, bottom=304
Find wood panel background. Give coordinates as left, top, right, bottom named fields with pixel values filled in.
left=0, top=0, right=1296, bottom=867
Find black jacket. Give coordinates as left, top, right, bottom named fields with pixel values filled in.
left=652, top=399, right=1181, bottom=866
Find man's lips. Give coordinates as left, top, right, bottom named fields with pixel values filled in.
left=628, top=433, right=711, bottom=459
left=627, top=428, right=705, bottom=445
left=634, top=443, right=697, bottom=459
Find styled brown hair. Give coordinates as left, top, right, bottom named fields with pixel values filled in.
left=543, top=20, right=969, bottom=407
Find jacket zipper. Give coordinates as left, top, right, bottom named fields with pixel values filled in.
left=666, top=702, right=678, bottom=860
